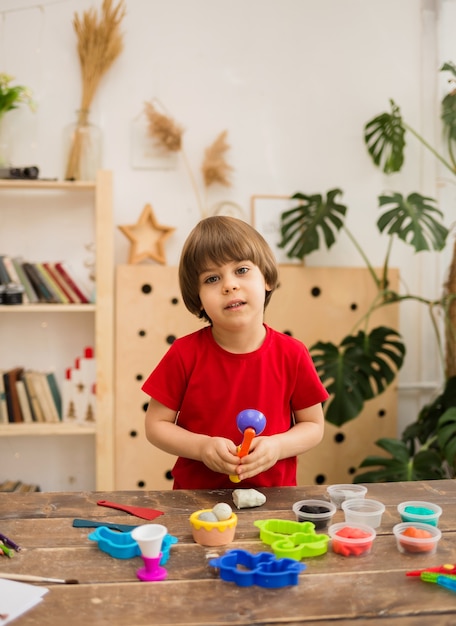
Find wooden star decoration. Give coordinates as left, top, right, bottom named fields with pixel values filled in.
left=118, top=203, right=176, bottom=265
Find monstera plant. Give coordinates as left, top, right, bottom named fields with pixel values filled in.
left=278, top=62, right=456, bottom=481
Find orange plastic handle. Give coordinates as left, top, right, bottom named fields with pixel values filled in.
left=238, top=427, right=256, bottom=458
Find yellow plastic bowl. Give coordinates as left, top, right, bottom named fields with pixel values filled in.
left=189, top=509, right=238, bottom=546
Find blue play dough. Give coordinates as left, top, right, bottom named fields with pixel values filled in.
left=404, top=506, right=434, bottom=516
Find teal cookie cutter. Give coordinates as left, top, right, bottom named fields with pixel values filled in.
left=209, top=549, right=306, bottom=588
left=254, top=519, right=330, bottom=559
left=88, top=526, right=177, bottom=563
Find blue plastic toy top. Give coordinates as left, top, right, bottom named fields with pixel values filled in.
left=88, top=525, right=177, bottom=564
left=208, top=549, right=306, bottom=588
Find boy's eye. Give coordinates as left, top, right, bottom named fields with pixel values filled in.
left=203, top=275, right=219, bottom=284
left=236, top=266, right=249, bottom=275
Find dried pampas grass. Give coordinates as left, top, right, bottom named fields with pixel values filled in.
left=201, top=130, right=233, bottom=188
left=144, top=100, right=233, bottom=217
left=144, top=101, right=184, bottom=152
left=65, top=0, right=126, bottom=180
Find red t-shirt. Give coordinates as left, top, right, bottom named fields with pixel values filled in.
left=142, top=324, right=328, bottom=489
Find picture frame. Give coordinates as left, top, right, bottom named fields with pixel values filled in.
left=250, top=194, right=302, bottom=265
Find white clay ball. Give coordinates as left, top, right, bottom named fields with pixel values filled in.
left=198, top=511, right=218, bottom=522
left=212, top=502, right=232, bottom=521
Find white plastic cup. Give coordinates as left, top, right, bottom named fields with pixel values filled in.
left=131, top=524, right=167, bottom=558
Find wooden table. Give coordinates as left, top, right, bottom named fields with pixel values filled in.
left=1, top=480, right=456, bottom=625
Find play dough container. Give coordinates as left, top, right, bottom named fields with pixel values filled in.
left=189, top=509, right=238, bottom=547
left=393, top=522, right=441, bottom=554
left=292, top=499, right=337, bottom=530
left=342, top=498, right=385, bottom=529
left=397, top=501, right=442, bottom=527
left=326, top=484, right=367, bottom=509
left=328, top=522, right=376, bottom=557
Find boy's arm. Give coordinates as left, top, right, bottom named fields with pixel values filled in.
left=144, top=397, right=240, bottom=474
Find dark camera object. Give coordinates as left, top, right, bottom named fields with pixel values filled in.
left=0, top=166, right=39, bottom=180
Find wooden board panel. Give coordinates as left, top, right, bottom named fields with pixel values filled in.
left=115, top=265, right=398, bottom=490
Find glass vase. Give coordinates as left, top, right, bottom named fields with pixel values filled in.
left=63, top=109, right=101, bottom=181
left=0, top=113, right=11, bottom=168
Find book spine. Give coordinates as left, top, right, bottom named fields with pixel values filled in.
left=0, top=370, right=7, bottom=424
left=12, top=257, right=38, bottom=303
left=3, top=368, right=24, bottom=423
left=0, top=255, right=12, bottom=285
left=22, top=371, right=45, bottom=422
left=35, top=371, right=60, bottom=422
left=1, top=255, right=29, bottom=304
left=22, top=262, right=55, bottom=303
left=54, top=262, right=90, bottom=304
left=36, top=263, right=70, bottom=304
left=43, top=262, right=81, bottom=303
left=35, top=263, right=66, bottom=303
left=45, top=371, right=62, bottom=420
left=16, top=379, right=34, bottom=423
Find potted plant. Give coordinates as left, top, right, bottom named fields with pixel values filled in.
left=278, top=62, right=456, bottom=481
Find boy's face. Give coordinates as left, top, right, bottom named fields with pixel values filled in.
left=198, top=260, right=271, bottom=329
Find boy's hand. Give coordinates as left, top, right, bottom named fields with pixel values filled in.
left=236, top=436, right=281, bottom=481
left=200, top=436, right=240, bottom=475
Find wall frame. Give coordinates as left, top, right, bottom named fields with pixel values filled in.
left=250, top=194, right=301, bottom=264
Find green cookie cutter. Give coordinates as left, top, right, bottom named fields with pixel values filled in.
left=254, top=519, right=330, bottom=559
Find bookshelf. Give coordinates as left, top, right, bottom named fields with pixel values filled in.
left=0, top=170, right=114, bottom=490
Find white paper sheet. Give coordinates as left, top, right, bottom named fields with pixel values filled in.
left=0, top=579, right=48, bottom=625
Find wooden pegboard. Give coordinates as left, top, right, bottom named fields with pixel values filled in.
left=114, top=265, right=399, bottom=490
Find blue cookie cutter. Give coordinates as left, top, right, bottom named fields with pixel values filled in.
left=88, top=526, right=178, bottom=563
left=254, top=519, right=329, bottom=559
left=208, top=549, right=306, bottom=588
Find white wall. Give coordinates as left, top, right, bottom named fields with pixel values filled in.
left=0, top=0, right=453, bottom=490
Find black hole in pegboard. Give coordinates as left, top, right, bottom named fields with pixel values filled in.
left=348, top=467, right=356, bottom=475
left=166, top=334, right=177, bottom=345
left=311, top=286, right=321, bottom=297
left=378, top=409, right=386, bottom=418
left=135, top=373, right=143, bottom=381
left=141, top=284, right=152, bottom=294
left=334, top=432, right=345, bottom=444
left=137, top=480, right=146, bottom=488
left=171, top=297, right=179, bottom=305
left=129, top=430, right=137, bottom=438
left=138, top=329, right=146, bottom=337
left=315, top=474, right=326, bottom=485
left=142, top=402, right=149, bottom=412
left=283, top=330, right=293, bottom=336
left=165, top=470, right=173, bottom=481
left=350, top=303, right=358, bottom=311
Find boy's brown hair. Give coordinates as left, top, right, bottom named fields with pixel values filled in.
left=179, top=216, right=279, bottom=323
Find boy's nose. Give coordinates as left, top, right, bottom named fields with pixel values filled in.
left=223, top=281, right=238, bottom=293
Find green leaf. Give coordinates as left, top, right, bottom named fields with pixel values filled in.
left=441, top=62, right=456, bottom=142
left=310, top=327, right=405, bottom=426
left=364, top=99, right=405, bottom=174
left=377, top=192, right=448, bottom=252
left=437, top=407, right=456, bottom=467
left=277, top=188, right=346, bottom=260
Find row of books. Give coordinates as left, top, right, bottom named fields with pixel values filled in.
left=0, top=480, right=40, bottom=493
left=0, top=255, right=93, bottom=304
left=0, top=348, right=97, bottom=426
left=0, top=367, right=62, bottom=424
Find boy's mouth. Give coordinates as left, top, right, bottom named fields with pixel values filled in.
left=225, top=300, right=245, bottom=310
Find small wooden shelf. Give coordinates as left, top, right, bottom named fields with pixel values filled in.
left=0, top=422, right=96, bottom=436
left=0, top=304, right=96, bottom=313
left=0, top=170, right=114, bottom=490
left=0, top=179, right=96, bottom=191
